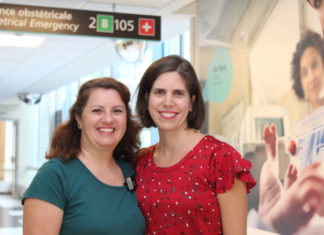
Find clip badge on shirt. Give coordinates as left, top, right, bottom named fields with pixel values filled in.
left=124, top=175, right=137, bottom=191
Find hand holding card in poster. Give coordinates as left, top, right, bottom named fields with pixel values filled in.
left=289, top=105, right=324, bottom=216
left=257, top=30, right=324, bottom=235
left=258, top=124, right=324, bottom=234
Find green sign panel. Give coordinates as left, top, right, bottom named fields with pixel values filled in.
left=0, top=3, right=161, bottom=40
left=97, top=15, right=114, bottom=33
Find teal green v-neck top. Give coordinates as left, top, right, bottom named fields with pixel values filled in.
left=22, top=157, right=145, bottom=235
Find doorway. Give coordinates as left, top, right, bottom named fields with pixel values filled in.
left=0, top=120, right=17, bottom=196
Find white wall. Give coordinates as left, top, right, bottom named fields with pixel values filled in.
left=249, top=0, right=300, bottom=106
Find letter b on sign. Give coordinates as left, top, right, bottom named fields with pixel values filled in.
left=97, top=15, right=114, bottom=33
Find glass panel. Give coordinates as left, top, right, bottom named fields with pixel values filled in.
left=135, top=47, right=153, bottom=81
left=182, top=30, right=191, bottom=60
left=38, top=94, right=50, bottom=167
left=102, top=67, right=112, bottom=77
left=112, top=61, right=135, bottom=80
left=140, top=128, right=152, bottom=148
left=163, top=35, right=181, bottom=56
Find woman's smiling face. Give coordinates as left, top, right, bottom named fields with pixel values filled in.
left=76, top=88, right=127, bottom=151
left=300, top=46, right=324, bottom=106
left=148, top=71, right=193, bottom=133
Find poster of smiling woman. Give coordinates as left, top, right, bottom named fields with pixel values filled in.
left=198, top=0, right=324, bottom=234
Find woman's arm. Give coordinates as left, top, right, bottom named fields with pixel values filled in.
left=218, top=177, right=248, bottom=235
left=23, top=198, right=64, bottom=235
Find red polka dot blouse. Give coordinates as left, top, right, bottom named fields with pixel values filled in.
left=136, top=135, right=256, bottom=235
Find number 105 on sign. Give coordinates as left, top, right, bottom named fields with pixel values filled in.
left=88, top=15, right=134, bottom=33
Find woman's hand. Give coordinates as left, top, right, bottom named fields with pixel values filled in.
left=263, top=162, right=324, bottom=234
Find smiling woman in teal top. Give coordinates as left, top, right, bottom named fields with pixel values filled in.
left=22, top=78, right=145, bottom=235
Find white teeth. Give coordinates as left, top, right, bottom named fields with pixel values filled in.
left=162, top=112, right=175, bottom=118
left=99, top=128, right=113, bottom=132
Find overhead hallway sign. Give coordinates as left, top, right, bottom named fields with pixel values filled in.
left=0, top=3, right=161, bottom=40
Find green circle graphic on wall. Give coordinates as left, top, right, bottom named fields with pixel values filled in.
left=203, top=46, right=233, bottom=103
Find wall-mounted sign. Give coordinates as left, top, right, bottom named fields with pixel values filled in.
left=203, top=46, right=233, bottom=103
left=0, top=3, right=161, bottom=40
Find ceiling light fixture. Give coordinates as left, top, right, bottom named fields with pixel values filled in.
left=0, top=33, right=45, bottom=48
left=111, top=3, right=146, bottom=63
left=17, top=93, right=42, bottom=105
left=115, top=40, right=147, bottom=63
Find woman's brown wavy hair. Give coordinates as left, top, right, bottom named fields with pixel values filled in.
left=46, top=77, right=141, bottom=162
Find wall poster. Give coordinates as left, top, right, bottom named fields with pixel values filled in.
left=199, top=0, right=324, bottom=234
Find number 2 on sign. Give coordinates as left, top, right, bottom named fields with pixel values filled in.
left=89, top=16, right=96, bottom=29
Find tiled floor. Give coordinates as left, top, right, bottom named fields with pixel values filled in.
left=0, top=194, right=281, bottom=235
left=0, top=194, right=23, bottom=235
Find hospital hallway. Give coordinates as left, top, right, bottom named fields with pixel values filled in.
left=0, top=194, right=22, bottom=234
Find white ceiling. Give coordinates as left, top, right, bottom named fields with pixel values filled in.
left=0, top=0, right=195, bottom=105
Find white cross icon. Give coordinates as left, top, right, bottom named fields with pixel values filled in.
left=142, top=22, right=152, bottom=32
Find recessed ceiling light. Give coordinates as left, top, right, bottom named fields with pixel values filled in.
left=0, top=33, right=45, bottom=48
left=239, top=31, right=249, bottom=42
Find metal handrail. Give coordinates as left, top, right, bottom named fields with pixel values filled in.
left=26, top=166, right=39, bottom=171
left=0, top=167, right=14, bottom=172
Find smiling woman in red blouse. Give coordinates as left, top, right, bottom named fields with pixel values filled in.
left=135, top=55, right=256, bottom=235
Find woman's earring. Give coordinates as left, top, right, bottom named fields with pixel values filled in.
left=78, top=123, right=82, bottom=130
